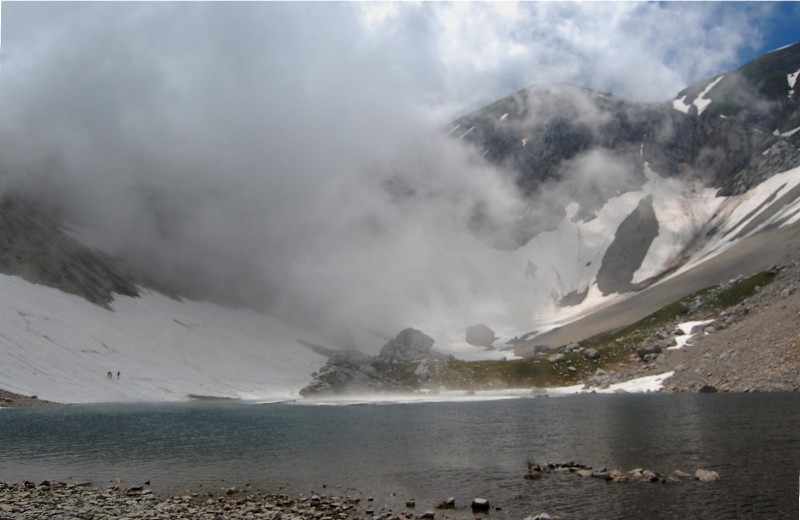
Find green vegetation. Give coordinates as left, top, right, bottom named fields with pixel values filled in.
left=427, top=269, right=778, bottom=390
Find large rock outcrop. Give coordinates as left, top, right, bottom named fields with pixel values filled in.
left=300, top=328, right=453, bottom=396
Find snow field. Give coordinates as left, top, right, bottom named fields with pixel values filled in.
left=0, top=276, right=327, bottom=404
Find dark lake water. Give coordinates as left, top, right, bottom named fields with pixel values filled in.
left=1, top=393, right=798, bottom=519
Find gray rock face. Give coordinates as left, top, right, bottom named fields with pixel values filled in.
left=0, top=195, right=139, bottom=307
left=596, top=196, right=659, bottom=295
left=378, top=328, right=437, bottom=363
left=301, top=328, right=453, bottom=396
left=465, top=324, right=496, bottom=347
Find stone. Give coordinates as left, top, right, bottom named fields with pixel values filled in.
left=465, top=324, right=496, bottom=347
left=435, top=497, right=455, bottom=510
left=548, top=353, right=566, bottom=364
left=694, top=469, right=720, bottom=482
left=419, top=511, right=435, bottom=519
left=584, top=348, right=600, bottom=360
left=470, top=498, right=490, bottom=512
left=698, top=384, right=718, bottom=393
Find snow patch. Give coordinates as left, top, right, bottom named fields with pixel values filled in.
left=672, top=95, right=691, bottom=114
left=788, top=69, right=798, bottom=98
left=781, top=126, right=800, bottom=138
left=668, top=320, right=715, bottom=350
left=555, top=371, right=675, bottom=395
left=632, top=163, right=722, bottom=284
left=693, top=75, right=724, bottom=115
left=499, top=113, right=509, bottom=121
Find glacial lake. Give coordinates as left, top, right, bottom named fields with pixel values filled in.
left=1, top=393, right=798, bottom=519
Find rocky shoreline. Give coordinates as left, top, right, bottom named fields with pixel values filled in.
left=0, top=389, right=61, bottom=409
left=0, top=460, right=725, bottom=520
left=0, top=480, right=511, bottom=520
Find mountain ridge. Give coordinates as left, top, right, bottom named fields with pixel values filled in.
left=1, top=44, right=800, bottom=402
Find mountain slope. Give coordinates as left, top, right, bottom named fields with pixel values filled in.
left=0, top=274, right=327, bottom=403
left=1, top=45, right=800, bottom=402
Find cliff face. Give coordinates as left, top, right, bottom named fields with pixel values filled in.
left=0, top=196, right=138, bottom=307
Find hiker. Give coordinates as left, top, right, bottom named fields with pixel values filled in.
left=107, top=371, right=113, bottom=379
left=117, top=371, right=121, bottom=379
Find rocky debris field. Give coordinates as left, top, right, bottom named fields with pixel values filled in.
left=585, top=261, right=800, bottom=393
left=0, top=481, right=502, bottom=520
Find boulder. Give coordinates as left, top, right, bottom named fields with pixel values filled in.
left=465, top=324, right=496, bottom=347
left=698, top=384, right=718, bottom=393
left=436, top=497, right=455, bottom=509
left=584, top=348, right=600, bottom=360
left=637, top=343, right=662, bottom=360
left=470, top=498, right=490, bottom=512
left=548, top=353, right=567, bottom=364
left=694, top=469, right=720, bottom=482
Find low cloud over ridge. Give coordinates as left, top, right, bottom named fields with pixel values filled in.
left=0, top=3, right=784, bottom=344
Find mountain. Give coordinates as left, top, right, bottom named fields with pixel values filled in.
left=0, top=43, right=799, bottom=402
left=445, top=42, right=800, bottom=297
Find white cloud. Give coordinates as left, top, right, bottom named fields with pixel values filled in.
left=0, top=2, right=784, bottom=342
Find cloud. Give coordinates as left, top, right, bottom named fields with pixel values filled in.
left=0, top=2, right=784, bottom=345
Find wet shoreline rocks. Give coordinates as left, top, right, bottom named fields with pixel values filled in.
left=525, top=461, right=720, bottom=485
left=0, top=481, right=508, bottom=520
left=0, top=481, right=405, bottom=520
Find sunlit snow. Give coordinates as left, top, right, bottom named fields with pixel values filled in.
left=693, top=75, right=724, bottom=115
left=672, top=95, right=691, bottom=114
left=0, top=275, right=328, bottom=404
left=788, top=69, right=799, bottom=99
left=668, top=319, right=714, bottom=350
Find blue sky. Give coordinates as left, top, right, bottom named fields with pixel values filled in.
left=740, top=2, right=800, bottom=59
